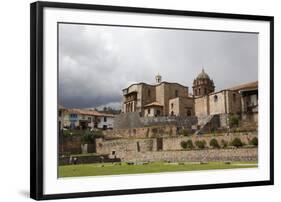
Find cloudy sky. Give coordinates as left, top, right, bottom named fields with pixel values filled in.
left=58, top=23, right=258, bottom=109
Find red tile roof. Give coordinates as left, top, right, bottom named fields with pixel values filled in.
left=228, top=81, right=258, bottom=91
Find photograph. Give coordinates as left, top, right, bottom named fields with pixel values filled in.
left=58, top=23, right=259, bottom=178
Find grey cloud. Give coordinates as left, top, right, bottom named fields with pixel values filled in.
left=59, top=24, right=258, bottom=109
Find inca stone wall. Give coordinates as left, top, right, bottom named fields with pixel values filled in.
left=118, top=148, right=257, bottom=162
left=95, top=138, right=156, bottom=155
left=103, top=125, right=177, bottom=139
left=95, top=132, right=258, bottom=160
left=162, top=132, right=257, bottom=151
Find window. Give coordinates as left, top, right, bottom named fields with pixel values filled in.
left=148, top=89, right=151, bottom=97
left=195, top=89, right=197, bottom=96
left=70, top=113, right=77, bottom=118
left=204, top=88, right=207, bottom=94
left=148, top=109, right=151, bottom=114
left=88, top=117, right=91, bottom=122
left=58, top=110, right=62, bottom=117
left=198, top=88, right=201, bottom=94
left=214, top=95, right=218, bottom=102
left=171, top=111, right=174, bottom=116
left=175, top=90, right=178, bottom=97
left=156, top=110, right=161, bottom=116
left=104, top=117, right=107, bottom=122
left=171, top=103, right=174, bottom=109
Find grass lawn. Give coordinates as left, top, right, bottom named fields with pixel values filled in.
left=59, top=161, right=257, bottom=178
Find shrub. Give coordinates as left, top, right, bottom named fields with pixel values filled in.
left=210, top=138, right=220, bottom=148
left=186, top=139, right=194, bottom=149
left=81, top=131, right=94, bottom=144
left=228, top=114, right=240, bottom=127
left=250, top=137, right=258, bottom=146
left=181, top=129, right=190, bottom=136
left=230, top=137, right=243, bottom=148
left=81, top=130, right=104, bottom=144
left=195, top=140, right=207, bottom=149
left=180, top=141, right=188, bottom=149
left=221, top=139, right=228, bottom=148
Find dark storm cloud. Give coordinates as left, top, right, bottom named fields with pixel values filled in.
left=59, top=24, right=258, bottom=109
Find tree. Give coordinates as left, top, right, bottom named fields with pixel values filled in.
left=186, top=140, right=194, bottom=149
left=180, top=141, right=188, bottom=149
left=195, top=140, right=207, bottom=149
left=210, top=138, right=220, bottom=148
left=230, top=137, right=243, bottom=147
left=250, top=137, right=258, bottom=146
left=228, top=114, right=240, bottom=128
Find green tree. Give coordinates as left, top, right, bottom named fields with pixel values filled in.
left=195, top=140, right=207, bottom=149
left=230, top=137, right=243, bottom=147
left=180, top=141, right=188, bottom=149
left=210, top=138, right=220, bottom=148
left=186, top=139, right=194, bottom=149
left=250, top=137, right=258, bottom=146
left=228, top=114, right=240, bottom=127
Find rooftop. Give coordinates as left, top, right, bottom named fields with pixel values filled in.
left=228, top=81, right=258, bottom=91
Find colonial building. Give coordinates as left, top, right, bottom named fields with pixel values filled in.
left=122, top=74, right=194, bottom=117
left=59, top=107, right=114, bottom=130
left=122, top=70, right=258, bottom=118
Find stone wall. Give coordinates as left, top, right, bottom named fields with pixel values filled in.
left=209, top=91, right=227, bottom=115
left=96, top=132, right=258, bottom=157
left=194, top=96, right=209, bottom=116
left=95, top=138, right=157, bottom=156
left=59, top=154, right=121, bottom=165
left=118, top=148, right=257, bottom=162
left=59, top=136, right=96, bottom=155
left=162, top=132, right=257, bottom=151
left=103, top=125, right=177, bottom=139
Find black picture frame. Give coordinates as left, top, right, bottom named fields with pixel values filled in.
left=30, top=1, right=274, bottom=200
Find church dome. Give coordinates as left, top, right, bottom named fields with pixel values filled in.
left=196, top=69, right=210, bottom=80
left=193, top=68, right=215, bottom=96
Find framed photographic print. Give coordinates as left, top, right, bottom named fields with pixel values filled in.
left=30, top=1, right=274, bottom=200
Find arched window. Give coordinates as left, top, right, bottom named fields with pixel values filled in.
left=171, top=103, right=174, bottom=109
left=214, top=95, right=218, bottom=102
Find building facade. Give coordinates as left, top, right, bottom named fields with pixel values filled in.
left=122, top=70, right=258, bottom=118
left=58, top=107, right=114, bottom=130
left=122, top=74, right=194, bottom=117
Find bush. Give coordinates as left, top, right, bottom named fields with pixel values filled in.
left=228, top=114, right=240, bottom=127
left=230, top=137, right=243, bottom=147
left=186, top=139, right=194, bottom=149
left=180, top=141, right=188, bottom=149
left=195, top=140, right=207, bottom=149
left=81, top=130, right=104, bottom=144
left=81, top=131, right=94, bottom=144
left=221, top=139, right=228, bottom=148
left=181, top=129, right=190, bottom=136
left=250, top=137, right=258, bottom=146
left=210, top=138, right=220, bottom=148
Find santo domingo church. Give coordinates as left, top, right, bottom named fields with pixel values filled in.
left=122, top=69, right=258, bottom=120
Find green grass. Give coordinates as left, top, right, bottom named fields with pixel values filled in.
left=59, top=161, right=257, bottom=178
